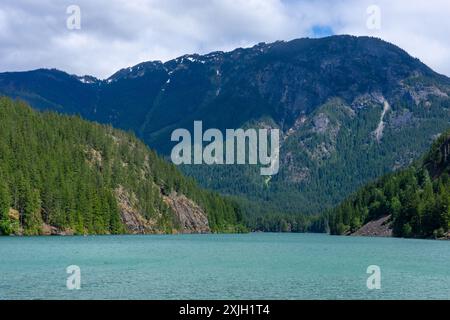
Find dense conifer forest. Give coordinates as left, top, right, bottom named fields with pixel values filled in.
left=327, top=130, right=450, bottom=238
left=0, top=97, right=245, bottom=235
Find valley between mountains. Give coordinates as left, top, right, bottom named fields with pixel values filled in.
left=0, top=35, right=449, bottom=238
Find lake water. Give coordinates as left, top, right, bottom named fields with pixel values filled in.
left=0, top=233, right=449, bottom=300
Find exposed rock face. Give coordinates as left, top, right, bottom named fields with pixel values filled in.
left=114, top=185, right=161, bottom=234
left=41, top=224, right=74, bottom=236
left=3, top=171, right=213, bottom=237
left=163, top=191, right=210, bottom=234
left=312, top=113, right=330, bottom=133
left=373, top=100, right=391, bottom=142
left=352, top=215, right=393, bottom=237
left=8, top=208, right=19, bottom=221
left=85, top=147, right=103, bottom=168
left=114, top=185, right=210, bottom=234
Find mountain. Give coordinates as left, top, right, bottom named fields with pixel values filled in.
left=1, top=35, right=450, bottom=221
left=0, top=97, right=245, bottom=235
left=328, top=129, right=450, bottom=239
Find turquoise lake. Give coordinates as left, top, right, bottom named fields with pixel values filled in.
left=0, top=233, right=449, bottom=300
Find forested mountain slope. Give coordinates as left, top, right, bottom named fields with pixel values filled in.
left=328, top=130, right=450, bottom=239
left=0, top=98, right=245, bottom=235
left=1, top=35, right=450, bottom=218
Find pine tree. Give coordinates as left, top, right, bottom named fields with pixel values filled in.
left=0, top=181, right=10, bottom=220
left=23, top=187, right=42, bottom=235
left=0, top=180, right=13, bottom=235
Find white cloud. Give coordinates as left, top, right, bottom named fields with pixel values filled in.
left=0, top=0, right=449, bottom=78
left=331, top=0, right=450, bottom=77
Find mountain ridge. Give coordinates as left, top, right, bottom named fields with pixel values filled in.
left=1, top=35, right=449, bottom=222
left=10, top=35, right=450, bottom=81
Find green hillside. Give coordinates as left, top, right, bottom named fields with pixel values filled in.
left=0, top=97, right=245, bottom=235
left=328, top=130, right=450, bottom=238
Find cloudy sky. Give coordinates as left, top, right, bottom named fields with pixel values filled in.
left=0, top=0, right=449, bottom=79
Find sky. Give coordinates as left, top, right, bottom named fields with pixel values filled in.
left=0, top=0, right=449, bottom=79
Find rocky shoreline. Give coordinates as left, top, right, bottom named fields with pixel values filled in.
left=350, top=215, right=450, bottom=240
left=351, top=215, right=393, bottom=237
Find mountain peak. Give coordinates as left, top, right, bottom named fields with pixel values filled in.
left=76, top=75, right=101, bottom=85
left=106, top=60, right=165, bottom=82
left=90, top=35, right=449, bottom=88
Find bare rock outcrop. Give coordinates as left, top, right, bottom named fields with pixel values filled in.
left=114, top=185, right=210, bottom=234
left=114, top=185, right=161, bottom=234
left=163, top=191, right=210, bottom=234
left=352, top=215, right=393, bottom=237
